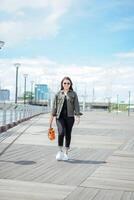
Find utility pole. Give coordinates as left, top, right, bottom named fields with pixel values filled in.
left=116, top=94, right=119, bottom=115
left=23, top=74, right=28, bottom=104
left=31, top=81, right=34, bottom=103
left=92, top=87, right=95, bottom=103
left=14, top=63, right=21, bottom=104
left=128, top=91, right=131, bottom=116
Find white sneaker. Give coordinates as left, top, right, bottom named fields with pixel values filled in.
left=56, top=151, right=64, bottom=161
left=63, top=153, right=69, bottom=161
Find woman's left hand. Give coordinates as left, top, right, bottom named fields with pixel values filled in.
left=75, top=116, right=80, bottom=125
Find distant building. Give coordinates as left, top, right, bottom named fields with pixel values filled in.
left=34, top=84, right=49, bottom=102
left=0, top=89, right=10, bottom=101
left=90, top=102, right=109, bottom=110
left=127, top=105, right=134, bottom=112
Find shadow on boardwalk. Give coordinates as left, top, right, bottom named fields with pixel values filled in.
left=65, top=159, right=106, bottom=165
left=0, top=160, right=36, bottom=165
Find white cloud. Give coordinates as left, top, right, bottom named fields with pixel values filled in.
left=0, top=57, right=134, bottom=102
left=0, top=0, right=72, bottom=46
left=0, top=0, right=69, bottom=13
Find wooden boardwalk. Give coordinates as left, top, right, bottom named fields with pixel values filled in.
left=0, top=111, right=134, bottom=200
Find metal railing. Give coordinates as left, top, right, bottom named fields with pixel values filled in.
left=0, top=104, right=50, bottom=127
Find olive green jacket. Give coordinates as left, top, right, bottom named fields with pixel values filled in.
left=51, top=90, right=81, bottom=119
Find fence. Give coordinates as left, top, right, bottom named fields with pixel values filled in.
left=0, top=104, right=50, bottom=132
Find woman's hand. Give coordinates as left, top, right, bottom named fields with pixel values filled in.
left=75, top=116, right=80, bottom=125
left=49, top=115, right=54, bottom=128
left=49, top=122, right=52, bottom=128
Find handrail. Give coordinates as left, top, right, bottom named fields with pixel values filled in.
left=0, top=104, right=50, bottom=132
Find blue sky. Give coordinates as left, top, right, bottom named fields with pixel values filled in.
left=0, top=0, right=134, bottom=102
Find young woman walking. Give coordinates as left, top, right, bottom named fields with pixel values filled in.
left=49, top=77, right=81, bottom=161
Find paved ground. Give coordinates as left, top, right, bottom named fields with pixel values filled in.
left=0, top=111, right=134, bottom=200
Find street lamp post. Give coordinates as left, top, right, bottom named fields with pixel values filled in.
left=0, top=40, right=5, bottom=94
left=128, top=91, right=131, bottom=116
left=106, top=97, right=111, bottom=113
left=30, top=81, right=34, bottom=103
left=37, top=88, right=41, bottom=104
left=0, top=41, right=5, bottom=49
left=116, top=94, right=119, bottom=115
left=92, top=87, right=95, bottom=103
left=14, top=63, right=21, bottom=104
left=23, top=74, right=28, bottom=104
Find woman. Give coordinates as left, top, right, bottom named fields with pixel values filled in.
left=49, top=77, right=81, bottom=161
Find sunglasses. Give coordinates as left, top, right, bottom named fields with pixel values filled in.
left=63, top=82, right=70, bottom=85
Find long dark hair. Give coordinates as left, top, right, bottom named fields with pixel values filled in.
left=60, top=77, right=73, bottom=91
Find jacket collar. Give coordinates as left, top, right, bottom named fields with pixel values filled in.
left=60, top=89, right=72, bottom=94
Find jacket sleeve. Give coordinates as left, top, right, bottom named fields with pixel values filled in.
left=74, top=92, right=81, bottom=116
left=51, top=94, right=57, bottom=116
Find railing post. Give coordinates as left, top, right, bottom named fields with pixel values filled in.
left=15, top=108, right=18, bottom=122
left=0, top=104, right=48, bottom=129
left=19, top=110, right=21, bottom=121
left=10, top=109, right=13, bottom=124
left=23, top=106, right=25, bottom=119
left=2, top=108, right=6, bottom=126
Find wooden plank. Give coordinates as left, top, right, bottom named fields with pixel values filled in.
left=65, top=187, right=99, bottom=200
left=0, top=179, right=76, bottom=200
left=91, top=165, right=134, bottom=181
left=121, top=192, right=133, bottom=200
left=113, top=151, right=134, bottom=158
left=0, top=144, right=111, bottom=185
left=107, top=156, right=134, bottom=163
left=93, top=189, right=123, bottom=200
left=1, top=111, right=134, bottom=199
left=81, top=177, right=134, bottom=192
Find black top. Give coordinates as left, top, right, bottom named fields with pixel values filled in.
left=60, top=96, right=67, bottom=118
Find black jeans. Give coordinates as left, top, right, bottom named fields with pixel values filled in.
left=56, top=117, right=74, bottom=148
